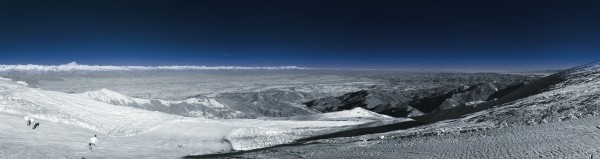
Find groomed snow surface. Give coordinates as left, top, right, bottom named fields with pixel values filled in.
left=0, top=77, right=375, bottom=158
left=228, top=115, right=600, bottom=158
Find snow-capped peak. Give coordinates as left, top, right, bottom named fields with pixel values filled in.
left=330, top=107, right=392, bottom=118
left=64, top=61, right=78, bottom=66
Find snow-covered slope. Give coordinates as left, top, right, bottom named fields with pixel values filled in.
left=228, top=63, right=600, bottom=158
left=76, top=88, right=240, bottom=119
left=0, top=77, right=28, bottom=90
left=224, top=108, right=405, bottom=150
left=318, top=107, right=393, bottom=119
left=0, top=112, right=234, bottom=158
left=462, top=61, right=600, bottom=125
left=0, top=111, right=369, bottom=158
left=224, top=114, right=600, bottom=159
left=405, top=61, right=600, bottom=136
left=271, top=107, right=393, bottom=121
left=0, top=77, right=370, bottom=157
left=79, top=88, right=154, bottom=106
left=0, top=78, right=181, bottom=136
left=79, top=88, right=225, bottom=108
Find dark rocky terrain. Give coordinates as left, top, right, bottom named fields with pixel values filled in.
left=305, top=74, right=537, bottom=119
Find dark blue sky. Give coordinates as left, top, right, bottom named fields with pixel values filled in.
left=1, top=0, right=600, bottom=70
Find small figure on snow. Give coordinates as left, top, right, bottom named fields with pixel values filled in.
left=24, top=115, right=31, bottom=127
left=28, top=117, right=35, bottom=128
left=178, top=144, right=186, bottom=148
left=88, top=135, right=99, bottom=151
left=32, top=121, right=40, bottom=129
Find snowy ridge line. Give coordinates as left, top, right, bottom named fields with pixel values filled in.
left=0, top=62, right=312, bottom=72
left=78, top=88, right=227, bottom=108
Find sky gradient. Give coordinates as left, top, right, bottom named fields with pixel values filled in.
left=1, top=0, right=600, bottom=71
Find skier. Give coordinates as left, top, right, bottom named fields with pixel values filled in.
left=32, top=121, right=40, bottom=129
left=29, top=117, right=35, bottom=128
left=88, top=135, right=99, bottom=151
left=24, top=115, right=30, bottom=127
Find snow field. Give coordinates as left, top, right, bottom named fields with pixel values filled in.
left=0, top=76, right=375, bottom=157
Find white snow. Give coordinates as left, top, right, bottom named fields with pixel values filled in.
left=321, top=107, right=392, bottom=119
left=0, top=77, right=28, bottom=91
left=224, top=108, right=401, bottom=150
left=465, top=100, right=485, bottom=106
left=0, top=76, right=369, bottom=157
left=230, top=114, right=600, bottom=158
left=226, top=127, right=327, bottom=150
left=265, top=107, right=396, bottom=121
left=306, top=107, right=393, bottom=120
left=223, top=119, right=367, bottom=150
left=0, top=80, right=181, bottom=136
left=78, top=88, right=153, bottom=106
left=77, top=88, right=226, bottom=108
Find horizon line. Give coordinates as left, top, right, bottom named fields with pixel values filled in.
left=0, top=61, right=566, bottom=73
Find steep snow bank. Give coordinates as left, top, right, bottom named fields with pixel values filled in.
left=223, top=119, right=367, bottom=150
left=226, top=127, right=330, bottom=150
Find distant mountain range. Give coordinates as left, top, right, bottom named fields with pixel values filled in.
left=0, top=61, right=310, bottom=72
left=1, top=61, right=558, bottom=72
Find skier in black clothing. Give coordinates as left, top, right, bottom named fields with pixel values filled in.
left=32, top=122, right=40, bottom=129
